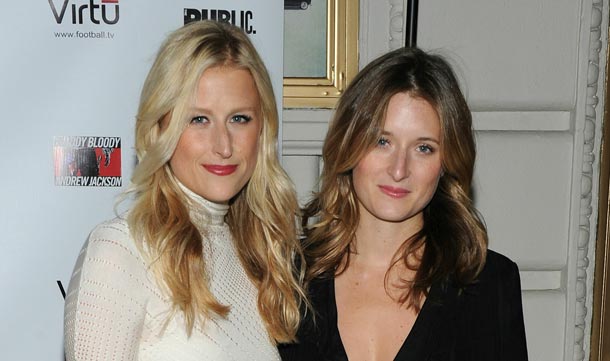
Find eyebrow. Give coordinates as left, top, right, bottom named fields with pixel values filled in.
left=380, top=130, right=440, bottom=144
left=189, top=106, right=259, bottom=114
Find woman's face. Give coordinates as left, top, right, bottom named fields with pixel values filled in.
left=170, top=66, right=262, bottom=204
left=352, top=92, right=443, bottom=229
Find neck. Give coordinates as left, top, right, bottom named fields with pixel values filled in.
left=176, top=180, right=229, bottom=226
left=351, top=213, right=423, bottom=269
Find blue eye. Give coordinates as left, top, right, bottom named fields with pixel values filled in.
left=377, top=137, right=389, bottom=147
left=230, top=114, right=252, bottom=123
left=190, top=116, right=208, bottom=124
left=417, top=144, right=435, bottom=153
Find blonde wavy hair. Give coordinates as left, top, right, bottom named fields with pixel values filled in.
left=303, top=47, right=488, bottom=310
left=125, top=20, right=305, bottom=342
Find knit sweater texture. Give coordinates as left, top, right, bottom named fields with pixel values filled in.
left=64, top=186, right=279, bottom=361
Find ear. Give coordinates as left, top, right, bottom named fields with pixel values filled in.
left=159, top=111, right=172, bottom=131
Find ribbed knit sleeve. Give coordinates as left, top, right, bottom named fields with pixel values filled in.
left=64, top=218, right=150, bottom=361
left=64, top=214, right=280, bottom=361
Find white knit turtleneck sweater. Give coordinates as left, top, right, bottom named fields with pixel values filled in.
left=64, top=186, right=280, bottom=361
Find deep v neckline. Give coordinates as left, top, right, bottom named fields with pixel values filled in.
left=329, top=277, right=438, bottom=361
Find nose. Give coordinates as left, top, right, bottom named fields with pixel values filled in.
left=388, top=151, right=409, bottom=181
left=212, top=124, right=233, bottom=158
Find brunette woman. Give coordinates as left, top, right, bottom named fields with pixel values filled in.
left=280, top=47, right=528, bottom=361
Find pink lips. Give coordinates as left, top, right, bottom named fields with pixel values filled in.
left=379, top=185, right=410, bottom=198
left=203, top=164, right=238, bottom=176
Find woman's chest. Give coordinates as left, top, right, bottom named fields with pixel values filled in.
left=334, top=275, right=420, bottom=361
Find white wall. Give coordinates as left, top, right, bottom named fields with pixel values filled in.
left=282, top=1, right=609, bottom=360
left=0, top=1, right=284, bottom=360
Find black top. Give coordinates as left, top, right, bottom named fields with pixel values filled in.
left=278, top=250, right=528, bottom=361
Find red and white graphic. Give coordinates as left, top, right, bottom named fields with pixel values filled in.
left=53, top=136, right=122, bottom=187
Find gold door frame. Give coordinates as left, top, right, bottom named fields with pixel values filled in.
left=283, top=0, right=359, bottom=108
left=592, top=22, right=610, bottom=361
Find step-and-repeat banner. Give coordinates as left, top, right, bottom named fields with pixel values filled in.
left=0, top=1, right=283, bottom=359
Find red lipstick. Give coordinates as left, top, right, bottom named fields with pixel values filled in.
left=203, top=164, right=238, bottom=176
left=379, top=185, right=410, bottom=198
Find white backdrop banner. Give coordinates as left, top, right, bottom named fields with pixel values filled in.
left=0, top=1, right=283, bottom=359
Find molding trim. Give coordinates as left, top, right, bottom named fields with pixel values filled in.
left=521, top=271, right=562, bottom=291
left=591, top=13, right=610, bottom=358
left=472, top=111, right=571, bottom=131
left=389, top=0, right=405, bottom=50
left=575, top=0, right=607, bottom=359
left=282, top=110, right=573, bottom=153
left=283, top=140, right=325, bottom=156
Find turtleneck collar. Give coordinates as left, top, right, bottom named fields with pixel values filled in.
left=177, top=180, right=229, bottom=226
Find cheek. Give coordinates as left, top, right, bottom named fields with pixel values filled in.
left=354, top=153, right=379, bottom=176
left=421, top=163, right=443, bottom=193
left=237, top=128, right=262, bottom=164
left=249, top=132, right=261, bottom=154
left=169, top=143, right=187, bottom=173
left=170, top=131, right=202, bottom=168
left=352, top=156, right=376, bottom=194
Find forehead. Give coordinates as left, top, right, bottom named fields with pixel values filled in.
left=197, top=65, right=256, bottom=89
left=194, top=65, right=260, bottom=107
left=381, top=92, right=440, bottom=136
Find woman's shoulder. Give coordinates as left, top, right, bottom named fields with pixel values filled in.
left=478, top=249, right=520, bottom=283
left=448, top=250, right=528, bottom=360
left=89, top=214, right=129, bottom=234
left=455, top=249, right=522, bottom=303
left=83, top=215, right=143, bottom=265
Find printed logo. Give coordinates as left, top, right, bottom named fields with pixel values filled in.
left=184, top=8, right=256, bottom=34
left=48, top=0, right=120, bottom=25
left=54, top=136, right=122, bottom=187
left=57, top=280, right=66, bottom=299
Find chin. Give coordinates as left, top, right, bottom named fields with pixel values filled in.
left=383, top=216, right=412, bottom=223
left=374, top=213, right=406, bottom=223
left=376, top=209, right=418, bottom=223
left=207, top=193, right=235, bottom=203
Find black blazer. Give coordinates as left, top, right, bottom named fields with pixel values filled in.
left=279, top=250, right=528, bottom=361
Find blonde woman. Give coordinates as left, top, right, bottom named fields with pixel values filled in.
left=64, top=21, right=305, bottom=361
left=280, top=47, right=527, bottom=361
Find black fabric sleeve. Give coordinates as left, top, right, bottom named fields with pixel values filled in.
left=498, top=258, right=529, bottom=361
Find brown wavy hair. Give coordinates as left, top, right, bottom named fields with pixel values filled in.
left=125, top=20, right=306, bottom=342
left=303, top=47, right=488, bottom=309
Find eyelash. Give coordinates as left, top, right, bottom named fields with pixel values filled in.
left=190, top=116, right=208, bottom=124
left=230, top=114, right=252, bottom=123
left=376, top=137, right=436, bottom=154
left=190, top=114, right=253, bottom=124
left=377, top=137, right=390, bottom=147
left=417, top=144, right=435, bottom=154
